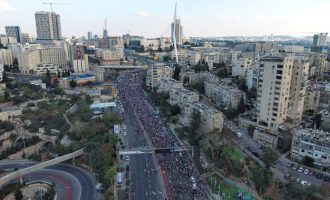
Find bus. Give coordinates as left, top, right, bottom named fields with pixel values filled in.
left=116, top=172, right=123, bottom=187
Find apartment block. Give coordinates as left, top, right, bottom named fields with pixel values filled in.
left=0, top=49, right=13, bottom=66
left=254, top=55, right=293, bottom=147
left=287, top=57, right=309, bottom=126
left=146, top=63, right=173, bottom=88
left=205, top=79, right=245, bottom=109
left=291, top=128, right=330, bottom=168
left=157, top=77, right=182, bottom=93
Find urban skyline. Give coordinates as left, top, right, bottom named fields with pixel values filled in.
left=1, top=0, right=330, bottom=38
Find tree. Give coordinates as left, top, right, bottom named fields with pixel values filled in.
left=158, top=46, right=163, bottom=52
left=217, top=67, right=228, bottom=78
left=261, top=147, right=279, bottom=168
left=189, top=110, right=201, bottom=133
left=172, top=65, right=181, bottom=81
left=303, top=156, right=314, bottom=167
left=247, top=125, right=255, bottom=137
left=15, top=186, right=23, bottom=200
left=170, top=104, right=181, bottom=116
left=314, top=113, right=322, bottom=129
left=2, top=70, right=9, bottom=82
left=251, top=166, right=272, bottom=194
left=44, top=183, right=56, bottom=200
left=69, top=80, right=77, bottom=88
left=237, top=96, right=245, bottom=113
left=247, top=87, right=257, bottom=99
left=4, top=90, right=10, bottom=101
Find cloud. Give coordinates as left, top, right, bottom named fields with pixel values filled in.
left=136, top=11, right=150, bottom=17
left=0, top=0, right=15, bottom=12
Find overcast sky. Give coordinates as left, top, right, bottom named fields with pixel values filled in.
left=0, top=0, right=329, bottom=38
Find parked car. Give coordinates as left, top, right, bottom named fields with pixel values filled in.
left=299, top=180, right=308, bottom=187
left=292, top=165, right=297, bottom=170
left=298, top=167, right=304, bottom=173
left=308, top=170, right=315, bottom=176
left=303, top=169, right=309, bottom=175
left=323, top=176, right=330, bottom=182
left=315, top=173, right=323, bottom=179
left=287, top=162, right=293, bottom=168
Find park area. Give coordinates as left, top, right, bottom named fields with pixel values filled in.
left=207, top=174, right=254, bottom=200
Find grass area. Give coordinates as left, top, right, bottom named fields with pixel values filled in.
left=207, top=174, right=254, bottom=200
left=225, top=146, right=246, bottom=162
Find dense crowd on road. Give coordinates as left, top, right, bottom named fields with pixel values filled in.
left=117, top=71, right=208, bottom=200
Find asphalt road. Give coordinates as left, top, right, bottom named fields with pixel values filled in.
left=118, top=101, right=165, bottom=200
left=0, top=161, right=96, bottom=200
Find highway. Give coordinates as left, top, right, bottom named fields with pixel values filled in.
left=0, top=161, right=96, bottom=200
left=117, top=101, right=165, bottom=200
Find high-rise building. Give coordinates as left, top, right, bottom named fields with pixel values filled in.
left=254, top=54, right=293, bottom=147
left=311, top=33, right=328, bottom=53
left=313, top=33, right=328, bottom=47
left=171, top=19, right=183, bottom=45
left=87, top=32, right=93, bottom=40
left=5, top=26, right=22, bottom=43
left=287, top=56, right=309, bottom=127
left=35, top=11, right=62, bottom=40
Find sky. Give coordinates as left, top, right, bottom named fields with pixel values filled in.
left=0, top=0, right=329, bottom=38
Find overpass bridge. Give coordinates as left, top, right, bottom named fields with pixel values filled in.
left=0, top=149, right=85, bottom=188
left=99, top=65, right=145, bottom=69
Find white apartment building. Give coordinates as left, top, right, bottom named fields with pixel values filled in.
left=107, top=36, right=123, bottom=48
left=39, top=47, right=67, bottom=66
left=146, top=63, right=173, bottom=88
left=292, top=128, right=330, bottom=168
left=18, top=46, right=67, bottom=74
left=287, top=57, right=309, bottom=126
left=157, top=77, right=182, bottom=93
left=205, top=79, right=245, bottom=109
left=169, top=87, right=199, bottom=108
left=254, top=55, right=293, bottom=147
left=231, top=58, right=252, bottom=77
left=141, top=39, right=161, bottom=51
left=0, top=36, right=17, bottom=47
left=18, top=49, right=41, bottom=73
left=246, top=67, right=258, bottom=90
left=172, top=49, right=201, bottom=65
left=0, top=49, right=13, bottom=66
left=0, top=64, right=4, bottom=82
left=99, top=46, right=124, bottom=65
left=35, top=11, right=62, bottom=40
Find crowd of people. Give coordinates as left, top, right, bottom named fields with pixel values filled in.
left=117, top=71, right=208, bottom=200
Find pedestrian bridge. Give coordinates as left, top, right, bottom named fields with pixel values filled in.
left=0, top=149, right=85, bottom=188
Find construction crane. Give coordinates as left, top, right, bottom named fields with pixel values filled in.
left=43, top=2, right=69, bottom=13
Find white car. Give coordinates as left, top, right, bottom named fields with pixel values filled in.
left=298, top=167, right=304, bottom=173
left=299, top=180, right=308, bottom=187
left=303, top=169, right=309, bottom=175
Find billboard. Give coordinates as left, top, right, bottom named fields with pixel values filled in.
left=74, top=45, right=84, bottom=60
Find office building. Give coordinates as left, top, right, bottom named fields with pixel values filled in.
left=291, top=128, right=330, bottom=168
left=0, top=36, right=17, bottom=47
left=254, top=55, right=293, bottom=147
left=5, top=26, right=22, bottom=43
left=35, top=11, right=62, bottom=40
left=98, top=46, right=124, bottom=65
left=0, top=49, right=13, bottom=66
left=311, top=33, right=328, bottom=53
left=87, top=32, right=93, bottom=40
left=72, top=45, right=89, bottom=73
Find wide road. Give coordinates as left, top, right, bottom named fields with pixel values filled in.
left=0, top=161, right=96, bottom=200
left=118, top=101, right=165, bottom=200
